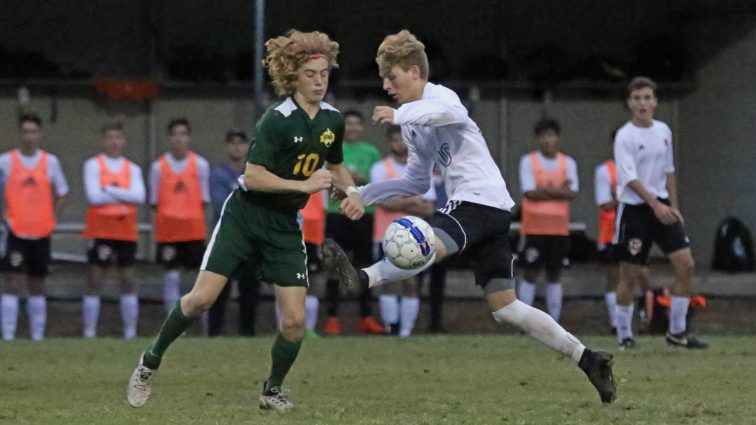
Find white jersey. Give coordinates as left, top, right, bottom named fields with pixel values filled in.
left=518, top=151, right=579, bottom=193
left=83, top=155, right=146, bottom=206
left=594, top=162, right=614, bottom=206
left=359, top=82, right=514, bottom=211
left=614, top=120, right=674, bottom=205
left=0, top=149, right=69, bottom=197
left=369, top=156, right=436, bottom=202
left=149, top=152, right=210, bottom=205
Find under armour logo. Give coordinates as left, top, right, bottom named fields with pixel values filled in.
left=293, top=136, right=303, bottom=143
left=297, top=273, right=305, bottom=279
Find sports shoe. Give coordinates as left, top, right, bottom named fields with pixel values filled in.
left=259, top=383, right=293, bottom=412
left=578, top=349, right=617, bottom=404
left=665, top=331, right=708, bottom=349
left=618, top=338, right=637, bottom=350
left=126, top=354, right=158, bottom=408
left=360, top=316, right=386, bottom=334
left=322, top=238, right=361, bottom=292
left=304, top=328, right=321, bottom=339
left=323, top=316, right=341, bottom=336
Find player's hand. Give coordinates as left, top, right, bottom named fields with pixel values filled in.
left=302, top=169, right=333, bottom=193
left=340, top=191, right=365, bottom=221
left=670, top=207, right=685, bottom=225
left=372, top=106, right=395, bottom=125
left=652, top=201, right=678, bottom=225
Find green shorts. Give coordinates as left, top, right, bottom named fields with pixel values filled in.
left=201, top=190, right=308, bottom=287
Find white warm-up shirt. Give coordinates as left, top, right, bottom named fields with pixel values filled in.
left=370, top=156, right=436, bottom=202
left=0, top=149, right=69, bottom=197
left=594, top=162, right=614, bottom=206
left=83, top=155, right=146, bottom=206
left=518, top=151, right=579, bottom=193
left=614, top=120, right=674, bottom=205
left=149, top=152, right=210, bottom=205
left=359, top=82, right=514, bottom=211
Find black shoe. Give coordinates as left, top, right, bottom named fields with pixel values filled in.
left=322, top=238, right=361, bottom=292
left=665, top=331, right=708, bottom=349
left=618, top=338, right=637, bottom=350
left=578, top=349, right=617, bottom=404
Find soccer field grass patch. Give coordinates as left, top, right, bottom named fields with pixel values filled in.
left=1, top=335, right=754, bottom=424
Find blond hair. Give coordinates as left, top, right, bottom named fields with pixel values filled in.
left=263, top=30, right=340, bottom=96
left=376, top=30, right=429, bottom=79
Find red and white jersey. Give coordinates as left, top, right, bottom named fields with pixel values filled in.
left=359, top=82, right=514, bottom=211
left=614, top=120, right=674, bottom=205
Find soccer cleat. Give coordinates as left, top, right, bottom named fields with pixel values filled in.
left=618, top=338, right=637, bottom=350
left=578, top=349, right=617, bottom=404
left=323, top=316, right=341, bottom=336
left=126, top=354, right=158, bottom=408
left=304, top=328, right=321, bottom=339
left=259, top=383, right=294, bottom=412
left=360, top=316, right=386, bottom=334
left=322, top=238, right=361, bottom=292
left=665, top=331, right=708, bottom=349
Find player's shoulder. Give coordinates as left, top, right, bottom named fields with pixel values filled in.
left=44, top=151, right=62, bottom=165
left=652, top=120, right=672, bottom=133
left=426, top=82, right=460, bottom=100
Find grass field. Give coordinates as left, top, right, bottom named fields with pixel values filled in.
left=1, top=335, right=755, bottom=425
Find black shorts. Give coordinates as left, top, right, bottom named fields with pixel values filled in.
left=615, top=199, right=690, bottom=264
left=325, top=213, right=374, bottom=268
left=305, top=242, right=323, bottom=274
left=87, top=239, right=137, bottom=267
left=517, top=235, right=570, bottom=273
left=597, top=243, right=620, bottom=265
left=1, top=232, right=50, bottom=276
left=156, top=240, right=206, bottom=269
left=432, top=201, right=514, bottom=287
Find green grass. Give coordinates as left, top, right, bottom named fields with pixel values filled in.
left=1, top=335, right=754, bottom=424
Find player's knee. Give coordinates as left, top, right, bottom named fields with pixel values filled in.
left=184, top=291, right=216, bottom=312
left=280, top=312, right=305, bottom=332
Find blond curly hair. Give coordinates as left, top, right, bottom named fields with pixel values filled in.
left=376, top=30, right=429, bottom=79
left=263, top=30, right=340, bottom=96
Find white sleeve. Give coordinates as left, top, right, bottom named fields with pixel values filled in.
left=370, top=161, right=387, bottom=185
left=359, top=144, right=432, bottom=205
left=149, top=161, right=160, bottom=205
left=567, top=156, right=579, bottom=192
left=47, top=155, right=69, bottom=197
left=614, top=134, right=637, bottom=185
left=104, top=163, right=146, bottom=204
left=197, top=156, right=211, bottom=203
left=594, top=165, right=613, bottom=206
left=664, top=127, right=675, bottom=174
left=393, top=92, right=468, bottom=127
left=519, top=155, right=536, bottom=192
left=83, top=158, right=118, bottom=205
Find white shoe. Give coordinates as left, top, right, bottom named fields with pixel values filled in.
left=126, top=355, right=157, bottom=408
left=259, top=384, right=293, bottom=412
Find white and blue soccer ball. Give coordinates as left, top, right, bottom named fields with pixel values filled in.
left=382, top=216, right=435, bottom=270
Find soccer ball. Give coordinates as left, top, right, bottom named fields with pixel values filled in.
left=382, top=216, right=435, bottom=270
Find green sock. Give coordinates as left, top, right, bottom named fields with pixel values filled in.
left=142, top=301, right=195, bottom=369
left=265, top=333, right=303, bottom=391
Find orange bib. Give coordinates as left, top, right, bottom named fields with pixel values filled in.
left=5, top=149, right=56, bottom=238
left=521, top=152, right=570, bottom=236
left=373, top=158, right=406, bottom=241
left=82, top=155, right=139, bottom=241
left=155, top=153, right=206, bottom=242
left=597, top=160, right=617, bottom=244
left=300, top=192, right=326, bottom=244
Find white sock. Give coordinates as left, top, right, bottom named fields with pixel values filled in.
left=379, top=294, right=399, bottom=331
left=399, top=296, right=420, bottom=338
left=363, top=254, right=436, bottom=288
left=1, top=294, right=19, bottom=341
left=545, top=282, right=563, bottom=321
left=82, top=295, right=101, bottom=338
left=305, top=295, right=319, bottom=331
left=669, top=295, right=690, bottom=335
left=517, top=280, right=537, bottom=306
left=162, top=270, right=181, bottom=311
left=492, top=299, right=585, bottom=362
left=120, top=294, right=139, bottom=340
left=27, top=295, right=47, bottom=341
left=604, top=291, right=618, bottom=328
left=616, top=304, right=634, bottom=343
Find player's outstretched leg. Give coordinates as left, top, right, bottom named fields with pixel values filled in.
left=322, top=238, right=361, bottom=291
left=489, top=285, right=616, bottom=403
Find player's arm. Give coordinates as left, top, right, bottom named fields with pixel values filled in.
left=359, top=146, right=432, bottom=206
left=523, top=185, right=576, bottom=201
left=326, top=162, right=364, bottom=221
left=243, top=163, right=331, bottom=194
left=378, top=196, right=435, bottom=217
left=373, top=89, right=468, bottom=127
left=50, top=155, right=69, bottom=216
left=665, top=172, right=683, bottom=224
left=104, top=164, right=146, bottom=204
left=83, top=159, right=118, bottom=205
left=595, top=166, right=617, bottom=211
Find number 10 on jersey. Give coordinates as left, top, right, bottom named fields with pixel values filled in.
left=293, top=153, right=320, bottom=177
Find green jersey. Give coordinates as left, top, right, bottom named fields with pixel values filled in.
left=326, top=140, right=381, bottom=214
left=244, top=97, right=345, bottom=211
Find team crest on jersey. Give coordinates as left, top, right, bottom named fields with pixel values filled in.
left=320, top=128, right=335, bottom=147
left=628, top=238, right=643, bottom=255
